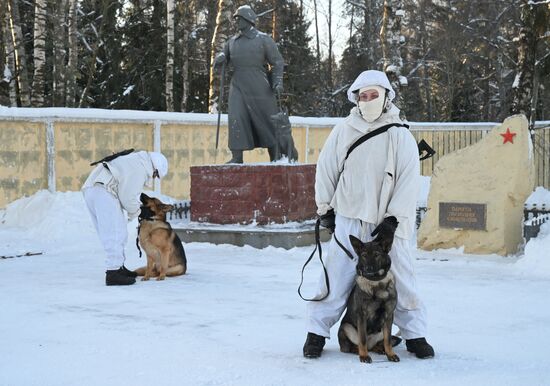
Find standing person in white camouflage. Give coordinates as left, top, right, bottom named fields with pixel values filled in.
left=302, top=70, right=435, bottom=360
left=214, top=5, right=294, bottom=163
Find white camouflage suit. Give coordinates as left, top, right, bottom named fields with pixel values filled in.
left=82, top=151, right=158, bottom=271
left=306, top=71, right=428, bottom=340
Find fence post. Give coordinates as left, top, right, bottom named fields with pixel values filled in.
left=304, top=125, right=310, bottom=164
left=153, top=120, right=162, bottom=194
left=46, top=120, right=56, bottom=193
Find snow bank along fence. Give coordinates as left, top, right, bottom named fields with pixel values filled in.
left=0, top=108, right=548, bottom=208
left=523, top=203, right=549, bottom=242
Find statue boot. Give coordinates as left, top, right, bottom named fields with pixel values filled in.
left=226, top=150, right=243, bottom=164
left=268, top=146, right=280, bottom=162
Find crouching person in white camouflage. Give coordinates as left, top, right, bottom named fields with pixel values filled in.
left=303, top=70, right=434, bottom=359
left=82, top=150, right=168, bottom=286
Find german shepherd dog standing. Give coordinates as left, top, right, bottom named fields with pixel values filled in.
left=134, top=193, right=187, bottom=280
left=338, top=235, right=399, bottom=363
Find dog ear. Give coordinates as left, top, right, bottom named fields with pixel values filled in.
left=349, top=235, right=363, bottom=254
left=377, top=238, right=393, bottom=254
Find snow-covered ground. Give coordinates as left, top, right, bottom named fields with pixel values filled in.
left=1, top=189, right=549, bottom=386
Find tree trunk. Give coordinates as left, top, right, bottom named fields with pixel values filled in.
left=53, top=0, right=68, bottom=106
left=510, top=0, right=536, bottom=120
left=79, top=2, right=110, bottom=108
left=208, top=0, right=233, bottom=113
left=3, top=9, right=17, bottom=106
left=327, top=0, right=333, bottom=90
left=0, top=1, right=11, bottom=106
left=418, top=0, right=432, bottom=120
left=313, top=0, right=321, bottom=76
left=380, top=0, right=405, bottom=117
left=165, top=0, right=175, bottom=111
left=7, top=0, right=31, bottom=106
left=66, top=0, right=78, bottom=107
left=31, top=0, right=48, bottom=106
left=272, top=0, right=277, bottom=40
left=180, top=29, right=190, bottom=112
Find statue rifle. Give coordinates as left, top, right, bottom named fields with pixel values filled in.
left=215, top=61, right=226, bottom=150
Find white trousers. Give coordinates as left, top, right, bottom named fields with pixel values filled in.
left=83, top=186, right=128, bottom=270
left=306, top=214, right=428, bottom=340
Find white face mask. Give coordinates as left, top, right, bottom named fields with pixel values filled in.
left=357, top=86, right=387, bottom=122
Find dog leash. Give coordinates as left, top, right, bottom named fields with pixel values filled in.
left=135, top=212, right=154, bottom=258
left=333, top=235, right=355, bottom=260
left=298, top=222, right=357, bottom=302
left=298, top=219, right=330, bottom=302
left=136, top=225, right=143, bottom=258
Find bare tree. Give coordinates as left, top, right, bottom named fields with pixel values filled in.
left=179, top=0, right=192, bottom=112
left=31, top=0, right=48, bottom=106
left=313, top=0, right=321, bottom=76
left=208, top=0, right=234, bottom=113
left=380, top=0, right=405, bottom=115
left=510, top=0, right=549, bottom=122
left=66, top=0, right=78, bottom=107
left=0, top=0, right=11, bottom=106
left=7, top=0, right=31, bottom=106
left=52, top=0, right=68, bottom=106
left=165, top=0, right=175, bottom=111
left=327, top=0, right=333, bottom=90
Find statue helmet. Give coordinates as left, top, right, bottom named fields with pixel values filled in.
left=233, top=5, right=257, bottom=25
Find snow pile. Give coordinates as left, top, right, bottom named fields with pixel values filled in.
left=515, top=186, right=550, bottom=276
left=1, top=190, right=94, bottom=242
left=519, top=222, right=550, bottom=274
left=525, top=186, right=550, bottom=207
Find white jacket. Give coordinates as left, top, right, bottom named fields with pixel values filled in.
left=82, top=151, right=154, bottom=220
left=315, top=104, right=419, bottom=240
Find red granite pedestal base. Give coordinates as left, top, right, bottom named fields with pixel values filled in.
left=190, top=164, right=317, bottom=225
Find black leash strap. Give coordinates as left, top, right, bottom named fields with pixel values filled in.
left=136, top=224, right=143, bottom=258
left=345, top=123, right=409, bottom=161
left=333, top=235, right=355, bottom=260
left=90, top=148, right=135, bottom=166
left=298, top=219, right=330, bottom=302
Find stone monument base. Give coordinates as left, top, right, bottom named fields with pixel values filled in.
left=190, top=164, right=317, bottom=225
left=172, top=221, right=330, bottom=249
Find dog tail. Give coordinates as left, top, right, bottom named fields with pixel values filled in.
left=341, top=323, right=359, bottom=345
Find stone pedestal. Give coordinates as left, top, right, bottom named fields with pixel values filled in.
left=190, top=164, right=317, bottom=225
left=418, top=114, right=535, bottom=255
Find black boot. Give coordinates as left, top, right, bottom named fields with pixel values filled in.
left=106, top=268, right=136, bottom=286
left=268, top=146, right=280, bottom=162
left=406, top=337, right=435, bottom=359
left=303, top=332, right=326, bottom=358
left=226, top=150, right=243, bottom=164
left=120, top=265, right=138, bottom=278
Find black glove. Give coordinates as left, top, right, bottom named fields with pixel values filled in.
left=319, top=209, right=336, bottom=233
left=371, top=216, right=399, bottom=253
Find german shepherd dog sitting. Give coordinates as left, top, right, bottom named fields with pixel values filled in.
left=134, top=193, right=187, bottom=280
left=338, top=235, right=399, bottom=363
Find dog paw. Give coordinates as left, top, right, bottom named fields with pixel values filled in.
left=142, top=277, right=150, bottom=281
left=387, top=354, right=400, bottom=362
left=156, top=276, right=165, bottom=281
left=359, top=355, right=372, bottom=363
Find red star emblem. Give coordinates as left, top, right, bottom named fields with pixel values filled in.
left=500, top=128, right=516, bottom=144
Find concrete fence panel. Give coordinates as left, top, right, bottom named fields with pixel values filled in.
left=0, top=108, right=548, bottom=208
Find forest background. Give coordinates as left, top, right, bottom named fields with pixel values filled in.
left=1, top=0, right=549, bottom=123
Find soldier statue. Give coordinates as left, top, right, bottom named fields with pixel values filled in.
left=214, top=5, right=297, bottom=164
